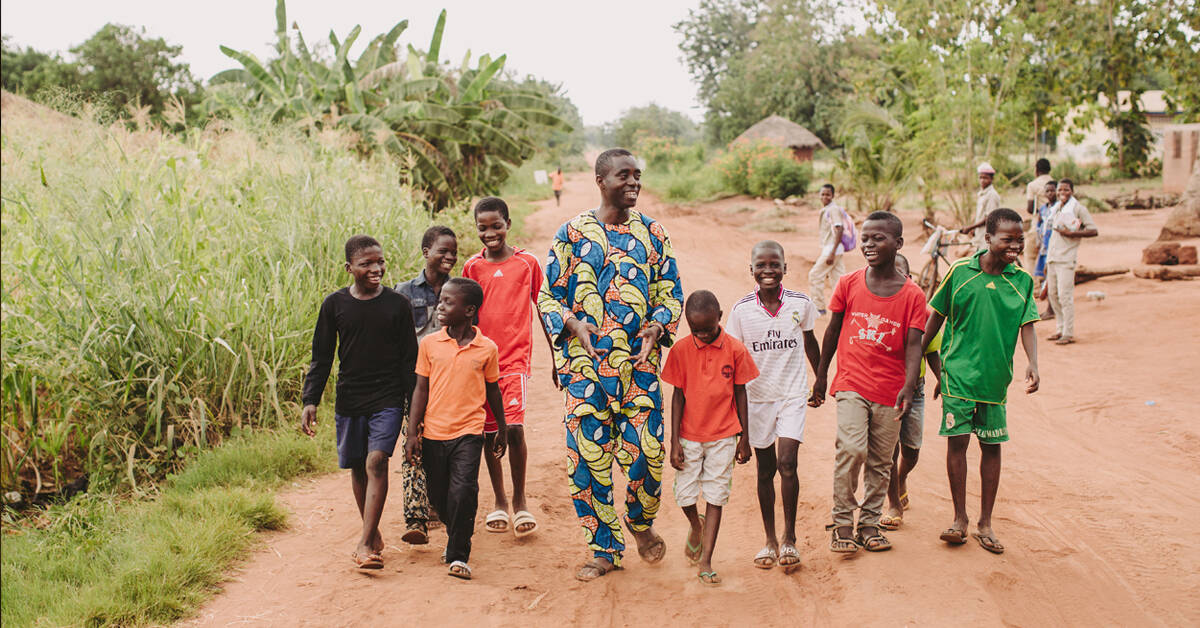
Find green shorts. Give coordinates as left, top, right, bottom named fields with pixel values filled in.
left=939, top=396, right=1008, bottom=444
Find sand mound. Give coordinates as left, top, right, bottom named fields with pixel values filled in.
left=1158, top=158, right=1200, bottom=241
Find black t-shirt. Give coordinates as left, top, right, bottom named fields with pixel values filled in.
left=301, top=287, right=418, bottom=416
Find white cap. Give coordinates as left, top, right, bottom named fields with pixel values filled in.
left=977, top=162, right=996, bottom=175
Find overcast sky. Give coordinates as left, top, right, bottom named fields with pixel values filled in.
left=1, top=0, right=704, bottom=125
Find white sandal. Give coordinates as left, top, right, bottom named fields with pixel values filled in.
left=448, top=560, right=472, bottom=580
left=484, top=509, right=509, bottom=533
left=753, top=545, right=778, bottom=569
left=512, top=510, right=538, bottom=538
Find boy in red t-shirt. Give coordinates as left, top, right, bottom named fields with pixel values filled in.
left=462, top=197, right=557, bottom=538
left=812, top=211, right=927, bottom=554
left=661, top=290, right=757, bottom=585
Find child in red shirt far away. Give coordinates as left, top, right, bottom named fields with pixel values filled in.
left=660, top=290, right=757, bottom=585
left=812, top=211, right=927, bottom=554
left=462, top=197, right=557, bottom=538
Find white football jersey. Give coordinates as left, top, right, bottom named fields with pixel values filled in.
left=726, top=288, right=818, bottom=402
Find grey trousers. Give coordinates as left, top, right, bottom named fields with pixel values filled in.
left=832, top=391, right=902, bottom=528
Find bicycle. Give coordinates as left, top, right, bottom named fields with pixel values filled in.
left=916, top=219, right=975, bottom=299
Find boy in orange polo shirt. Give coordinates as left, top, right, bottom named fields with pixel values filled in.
left=405, top=277, right=508, bottom=580
left=661, top=290, right=757, bottom=585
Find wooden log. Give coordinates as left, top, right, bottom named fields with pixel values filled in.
left=1133, top=265, right=1200, bottom=280
left=1073, top=265, right=1129, bottom=284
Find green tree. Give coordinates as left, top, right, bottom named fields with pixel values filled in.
left=70, top=24, right=200, bottom=115
left=674, top=0, right=764, bottom=104
left=1, top=35, right=78, bottom=94
left=609, top=103, right=699, bottom=147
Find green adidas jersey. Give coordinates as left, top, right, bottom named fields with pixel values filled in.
left=929, top=249, right=1039, bottom=404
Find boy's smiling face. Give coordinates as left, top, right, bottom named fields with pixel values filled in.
left=475, top=209, right=510, bottom=253
left=751, top=248, right=786, bottom=292
left=685, top=308, right=722, bottom=345
left=424, top=234, right=457, bottom=276
left=346, top=245, right=385, bottom=291
left=820, top=186, right=834, bottom=206
left=435, top=282, right=475, bottom=327
left=860, top=219, right=902, bottom=269
left=986, top=220, right=1025, bottom=265
left=1056, top=182, right=1073, bottom=204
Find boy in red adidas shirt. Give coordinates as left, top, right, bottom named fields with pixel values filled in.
left=462, top=196, right=555, bottom=538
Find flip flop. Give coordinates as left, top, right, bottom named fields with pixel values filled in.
left=899, top=492, right=910, bottom=510
left=631, top=526, right=666, bottom=563
left=1047, top=333, right=1062, bottom=341
left=512, top=510, right=538, bottom=538
left=1055, top=336, right=1075, bottom=345
left=447, top=560, right=472, bottom=580
left=940, top=527, right=968, bottom=545
left=685, top=514, right=705, bottom=565
left=753, top=545, right=778, bottom=569
left=779, top=543, right=801, bottom=573
left=575, top=557, right=621, bottom=582
left=698, top=571, right=722, bottom=585
left=353, top=551, right=384, bottom=570
left=485, top=509, right=510, bottom=533
left=880, top=513, right=903, bottom=531
left=973, top=532, right=1005, bottom=554
left=401, top=527, right=428, bottom=545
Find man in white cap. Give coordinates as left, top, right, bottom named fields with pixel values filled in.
left=961, top=163, right=1003, bottom=251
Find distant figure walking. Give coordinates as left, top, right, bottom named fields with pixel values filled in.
left=961, top=163, right=1002, bottom=252
left=550, top=167, right=564, bottom=207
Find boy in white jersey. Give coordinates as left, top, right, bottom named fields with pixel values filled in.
left=726, top=240, right=821, bottom=573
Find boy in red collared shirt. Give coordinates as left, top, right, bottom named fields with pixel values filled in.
left=661, top=290, right=758, bottom=586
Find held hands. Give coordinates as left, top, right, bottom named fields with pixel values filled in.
left=564, top=318, right=602, bottom=360
left=894, top=387, right=914, bottom=421
left=634, top=323, right=664, bottom=366
left=808, top=376, right=827, bottom=408
left=300, top=404, right=318, bottom=437
left=735, top=435, right=751, bottom=464
left=1025, top=365, right=1040, bottom=394
left=825, top=256, right=835, bottom=266
left=670, top=440, right=685, bottom=471
left=492, top=428, right=508, bottom=459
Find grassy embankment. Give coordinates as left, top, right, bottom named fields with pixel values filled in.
left=0, top=94, right=475, bottom=626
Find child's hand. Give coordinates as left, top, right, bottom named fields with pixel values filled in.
left=1025, top=365, right=1040, bottom=394
left=808, top=376, right=826, bottom=407
left=492, top=428, right=508, bottom=459
left=932, top=379, right=941, bottom=400
left=735, top=436, right=751, bottom=464
left=404, top=435, right=421, bottom=464
left=300, top=405, right=318, bottom=437
left=669, top=442, right=684, bottom=471
left=893, top=387, right=914, bottom=421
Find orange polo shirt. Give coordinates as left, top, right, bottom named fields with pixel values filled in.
left=660, top=328, right=759, bottom=443
left=415, top=327, right=500, bottom=441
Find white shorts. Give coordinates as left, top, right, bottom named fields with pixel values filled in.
left=673, top=436, right=737, bottom=507
left=748, top=398, right=807, bottom=449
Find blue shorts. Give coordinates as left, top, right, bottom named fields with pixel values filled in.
left=335, top=407, right=403, bottom=468
left=1035, top=252, right=1048, bottom=278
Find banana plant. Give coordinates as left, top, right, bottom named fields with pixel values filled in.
left=211, top=0, right=571, bottom=209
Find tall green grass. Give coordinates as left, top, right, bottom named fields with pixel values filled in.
left=1, top=424, right=334, bottom=627
left=0, top=100, right=474, bottom=495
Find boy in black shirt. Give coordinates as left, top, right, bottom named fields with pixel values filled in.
left=301, top=235, right=418, bottom=570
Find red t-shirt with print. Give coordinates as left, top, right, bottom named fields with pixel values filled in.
left=829, top=269, right=928, bottom=406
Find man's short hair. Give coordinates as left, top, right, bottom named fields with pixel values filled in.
left=864, top=211, right=903, bottom=237
left=1058, top=178, right=1074, bottom=190
left=445, top=277, right=484, bottom=309
left=986, top=208, right=1024, bottom=234
left=821, top=183, right=835, bottom=194
left=421, top=225, right=456, bottom=251
left=473, top=196, right=509, bottom=221
left=751, top=240, right=785, bottom=260
left=685, top=290, right=721, bottom=315
left=345, top=234, right=381, bottom=262
left=1046, top=179, right=1058, bottom=189
left=595, top=148, right=635, bottom=177
left=1036, top=158, right=1051, bottom=174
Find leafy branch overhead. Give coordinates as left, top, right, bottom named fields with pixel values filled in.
left=210, top=0, right=572, bottom=209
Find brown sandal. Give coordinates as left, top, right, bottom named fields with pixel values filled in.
left=856, top=525, right=892, bottom=551
left=575, top=557, right=620, bottom=582
left=830, top=525, right=859, bottom=553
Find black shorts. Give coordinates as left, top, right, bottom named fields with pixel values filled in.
left=554, top=190, right=562, bottom=199
left=335, top=407, right=403, bottom=468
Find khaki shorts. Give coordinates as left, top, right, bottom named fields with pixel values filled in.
left=673, top=436, right=737, bottom=507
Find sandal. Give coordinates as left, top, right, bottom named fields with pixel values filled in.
left=1054, top=336, right=1075, bottom=345
left=830, top=525, right=859, bottom=554
left=485, top=509, right=510, bottom=533
left=513, top=510, right=539, bottom=538
left=698, top=571, right=722, bottom=585
left=753, top=545, right=777, bottom=569
left=856, top=525, right=892, bottom=552
left=447, top=560, right=472, bottom=580
left=685, top=514, right=705, bottom=565
left=401, top=526, right=428, bottom=545
left=575, top=557, right=620, bottom=582
left=973, top=532, right=1005, bottom=554
left=880, top=513, right=903, bottom=531
left=940, top=527, right=968, bottom=545
left=899, top=492, right=910, bottom=510
left=779, top=542, right=801, bottom=573
left=352, top=551, right=384, bottom=570
left=1047, top=332, right=1062, bottom=341
left=631, top=527, right=666, bottom=564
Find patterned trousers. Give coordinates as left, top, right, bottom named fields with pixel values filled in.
left=400, top=412, right=431, bottom=530
left=566, top=403, right=664, bottom=566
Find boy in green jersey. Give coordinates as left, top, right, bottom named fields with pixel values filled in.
left=922, top=208, right=1040, bottom=555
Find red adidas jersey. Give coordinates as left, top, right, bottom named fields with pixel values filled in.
left=462, top=248, right=543, bottom=376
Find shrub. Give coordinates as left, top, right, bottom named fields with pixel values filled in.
left=748, top=153, right=812, bottom=198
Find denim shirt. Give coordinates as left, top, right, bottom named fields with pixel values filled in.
left=395, top=270, right=442, bottom=340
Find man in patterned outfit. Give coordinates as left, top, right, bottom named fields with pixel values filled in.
left=538, top=148, right=684, bottom=581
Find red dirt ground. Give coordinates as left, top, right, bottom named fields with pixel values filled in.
left=186, top=172, right=1200, bottom=627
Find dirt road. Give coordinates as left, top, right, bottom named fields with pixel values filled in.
left=188, top=173, right=1200, bottom=627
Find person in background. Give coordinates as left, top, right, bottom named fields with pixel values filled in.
left=1044, top=179, right=1098, bottom=345
left=808, top=184, right=846, bottom=315
left=961, top=163, right=1002, bottom=252
left=1025, top=159, right=1054, bottom=269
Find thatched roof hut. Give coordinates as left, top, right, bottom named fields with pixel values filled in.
left=732, top=115, right=826, bottom=161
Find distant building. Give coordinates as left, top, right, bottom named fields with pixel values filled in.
left=1061, top=90, right=1184, bottom=164
left=1162, top=124, right=1200, bottom=194
left=731, top=115, right=826, bottom=162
